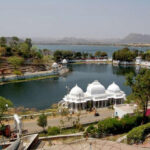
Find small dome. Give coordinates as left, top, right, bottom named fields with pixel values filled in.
left=70, top=84, right=84, bottom=97
left=107, top=82, right=121, bottom=93
left=62, top=59, right=68, bottom=64
left=52, top=62, right=58, bottom=68
left=86, top=80, right=105, bottom=95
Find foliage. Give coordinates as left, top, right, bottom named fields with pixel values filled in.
left=18, top=43, right=30, bottom=58
left=120, top=114, right=143, bottom=132
left=0, top=37, right=6, bottom=47
left=85, top=114, right=144, bottom=138
left=13, top=70, right=22, bottom=76
left=95, top=51, right=108, bottom=58
left=85, top=125, right=98, bottom=137
left=0, top=47, right=6, bottom=57
left=141, top=50, right=150, bottom=61
left=9, top=36, right=19, bottom=52
left=37, top=114, right=47, bottom=131
left=0, top=96, right=13, bottom=125
left=125, top=69, right=150, bottom=121
left=8, top=56, right=24, bottom=69
left=113, top=48, right=137, bottom=62
left=47, top=126, right=60, bottom=135
left=127, top=123, right=150, bottom=144
left=98, top=118, right=121, bottom=136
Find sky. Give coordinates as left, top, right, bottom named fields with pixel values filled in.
left=0, top=0, right=150, bottom=39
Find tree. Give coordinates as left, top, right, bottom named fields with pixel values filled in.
left=0, top=97, right=13, bottom=126
left=8, top=56, right=24, bottom=69
left=25, top=38, right=32, bottom=51
left=125, top=69, right=150, bottom=122
left=37, top=114, right=47, bottom=131
left=113, top=48, right=137, bottom=62
left=0, top=47, right=6, bottom=57
left=53, top=50, right=62, bottom=62
left=74, top=52, right=82, bottom=59
left=0, top=37, right=6, bottom=47
left=18, top=43, right=30, bottom=58
left=95, top=51, right=101, bottom=58
left=9, top=36, right=19, bottom=53
left=100, top=52, right=107, bottom=58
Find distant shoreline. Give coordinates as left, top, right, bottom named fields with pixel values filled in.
left=34, top=43, right=150, bottom=47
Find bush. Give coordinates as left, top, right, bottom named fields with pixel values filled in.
left=120, top=114, right=143, bottom=132
left=127, top=123, right=150, bottom=144
left=98, top=118, right=121, bottom=137
left=48, top=126, right=60, bottom=135
left=97, top=114, right=143, bottom=137
left=85, top=125, right=98, bottom=138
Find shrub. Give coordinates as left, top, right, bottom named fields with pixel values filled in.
left=48, top=126, right=60, bottom=135
left=98, top=118, right=122, bottom=137
left=85, top=125, right=98, bottom=137
left=97, top=114, right=143, bottom=137
left=127, top=123, right=150, bottom=144
left=121, top=114, right=143, bottom=132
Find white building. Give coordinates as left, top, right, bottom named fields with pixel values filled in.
left=59, top=80, right=126, bottom=112
left=135, top=56, right=142, bottom=65
left=114, top=104, right=137, bottom=118
left=62, top=59, right=68, bottom=64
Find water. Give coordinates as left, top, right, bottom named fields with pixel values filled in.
left=0, top=64, right=136, bottom=110
left=37, top=44, right=150, bottom=57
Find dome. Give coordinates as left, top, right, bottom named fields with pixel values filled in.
left=107, top=82, right=121, bottom=93
left=52, top=62, right=58, bottom=68
left=69, top=84, right=84, bottom=97
left=86, top=80, right=105, bottom=95
left=62, top=59, right=68, bottom=64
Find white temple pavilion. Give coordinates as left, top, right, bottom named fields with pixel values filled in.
left=59, top=80, right=126, bottom=112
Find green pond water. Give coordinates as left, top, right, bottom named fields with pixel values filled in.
left=0, top=64, right=136, bottom=110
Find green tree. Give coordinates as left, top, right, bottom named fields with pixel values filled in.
left=0, top=37, right=7, bottom=47
left=8, top=56, right=24, bottom=69
left=125, top=69, right=150, bottom=122
left=18, top=43, right=30, bottom=58
left=53, top=50, right=62, bottom=62
left=95, top=51, right=101, bottom=58
left=0, top=47, right=6, bottom=57
left=9, top=36, right=19, bottom=53
left=0, top=97, right=13, bottom=126
left=37, top=114, right=47, bottom=131
left=100, top=52, right=108, bottom=58
left=25, top=38, right=32, bottom=51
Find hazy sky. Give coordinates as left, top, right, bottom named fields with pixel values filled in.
left=0, top=0, right=150, bottom=39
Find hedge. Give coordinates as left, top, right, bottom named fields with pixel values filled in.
left=127, top=123, right=150, bottom=144
left=85, top=114, right=144, bottom=138
left=98, top=115, right=143, bottom=137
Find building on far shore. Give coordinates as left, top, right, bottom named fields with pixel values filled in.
left=59, top=80, right=126, bottom=112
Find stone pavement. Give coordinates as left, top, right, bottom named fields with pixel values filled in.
left=35, top=138, right=149, bottom=150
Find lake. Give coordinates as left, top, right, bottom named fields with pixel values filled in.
left=37, top=44, right=150, bottom=57
left=0, top=64, right=136, bottom=110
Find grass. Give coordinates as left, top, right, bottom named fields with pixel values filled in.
left=39, top=127, right=84, bottom=137
left=0, top=75, right=59, bottom=85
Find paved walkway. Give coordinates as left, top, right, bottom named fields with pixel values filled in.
left=10, top=108, right=113, bottom=133
left=36, top=138, right=149, bottom=150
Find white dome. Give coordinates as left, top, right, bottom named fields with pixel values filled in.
left=62, top=59, right=68, bottom=64
left=70, top=84, right=84, bottom=97
left=86, top=80, right=105, bottom=95
left=107, top=82, right=121, bottom=93
left=52, top=62, right=58, bottom=68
